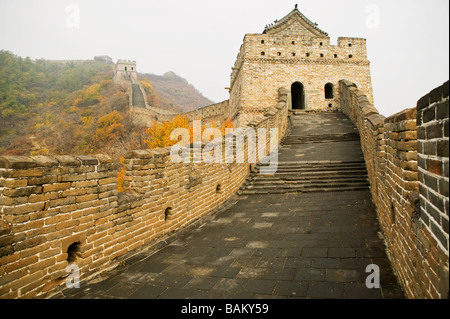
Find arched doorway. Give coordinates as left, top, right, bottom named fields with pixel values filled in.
left=291, top=82, right=305, bottom=110
left=325, top=83, right=334, bottom=99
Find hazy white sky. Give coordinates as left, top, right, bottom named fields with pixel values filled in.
left=0, top=0, right=448, bottom=117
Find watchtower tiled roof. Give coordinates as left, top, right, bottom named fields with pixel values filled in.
left=263, top=5, right=328, bottom=37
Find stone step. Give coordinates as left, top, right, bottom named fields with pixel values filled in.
left=241, top=158, right=370, bottom=194
left=132, top=84, right=146, bottom=108
left=238, top=184, right=370, bottom=195
left=257, top=167, right=367, bottom=173
left=254, top=166, right=367, bottom=175
left=258, top=160, right=366, bottom=166
left=245, top=180, right=370, bottom=189
left=251, top=177, right=368, bottom=186
left=282, top=133, right=360, bottom=144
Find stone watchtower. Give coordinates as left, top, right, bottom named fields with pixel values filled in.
left=113, top=59, right=138, bottom=84
left=229, top=5, right=374, bottom=125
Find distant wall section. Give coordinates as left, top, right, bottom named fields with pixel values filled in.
left=131, top=100, right=231, bottom=127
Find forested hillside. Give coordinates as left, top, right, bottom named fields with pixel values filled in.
left=0, top=50, right=146, bottom=159
left=0, top=51, right=214, bottom=160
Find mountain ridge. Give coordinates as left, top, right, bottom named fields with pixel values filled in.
left=140, top=71, right=214, bottom=113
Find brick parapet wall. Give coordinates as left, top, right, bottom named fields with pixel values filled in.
left=0, top=91, right=288, bottom=298
left=340, top=79, right=449, bottom=299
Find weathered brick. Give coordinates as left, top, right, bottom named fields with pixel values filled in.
left=11, top=218, right=45, bottom=233
left=75, top=155, right=98, bottom=166
left=439, top=179, right=449, bottom=197
left=9, top=169, right=43, bottom=178
left=14, top=236, right=46, bottom=251
left=423, top=107, right=436, bottom=124
left=28, top=192, right=57, bottom=204
left=429, top=85, right=444, bottom=105
left=76, top=194, right=98, bottom=203
left=49, top=196, right=76, bottom=208
left=0, top=244, right=14, bottom=258
left=30, top=156, right=59, bottom=168
left=28, top=257, right=56, bottom=273
left=0, top=156, right=36, bottom=169
left=0, top=195, right=29, bottom=206
left=3, top=179, right=28, bottom=188
left=86, top=172, right=108, bottom=180
left=3, top=202, right=45, bottom=215
left=27, top=176, right=57, bottom=186
left=55, top=156, right=81, bottom=167
left=58, top=174, right=88, bottom=182
left=424, top=173, right=438, bottom=192
left=428, top=159, right=443, bottom=176
left=430, top=221, right=448, bottom=250
left=0, top=235, right=14, bottom=249
left=0, top=267, right=28, bottom=286
left=72, top=180, right=98, bottom=188
left=98, top=177, right=117, bottom=186
left=443, top=81, right=450, bottom=98
left=62, top=188, right=87, bottom=197
left=423, top=141, right=436, bottom=156
left=44, top=214, right=71, bottom=225
left=436, top=140, right=449, bottom=157
left=55, top=219, right=79, bottom=231
left=436, top=100, right=449, bottom=120
left=3, top=186, right=43, bottom=198
left=426, top=123, right=443, bottom=139
left=43, top=183, right=71, bottom=193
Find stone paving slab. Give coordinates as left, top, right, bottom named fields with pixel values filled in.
left=56, top=190, right=404, bottom=299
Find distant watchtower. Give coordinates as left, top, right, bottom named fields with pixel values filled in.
left=228, top=5, right=373, bottom=124
left=114, top=59, right=137, bottom=84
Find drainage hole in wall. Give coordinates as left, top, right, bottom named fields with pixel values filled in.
left=164, top=207, right=173, bottom=221
left=67, top=242, right=82, bottom=264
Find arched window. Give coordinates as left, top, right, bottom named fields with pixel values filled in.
left=325, top=83, right=334, bottom=99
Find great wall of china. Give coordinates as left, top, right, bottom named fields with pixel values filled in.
left=0, top=6, right=448, bottom=299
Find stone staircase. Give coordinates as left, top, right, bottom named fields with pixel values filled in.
left=131, top=83, right=146, bottom=108
left=238, top=111, right=370, bottom=195
left=240, top=160, right=369, bottom=195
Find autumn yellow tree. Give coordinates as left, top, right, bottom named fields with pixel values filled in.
left=117, top=156, right=126, bottom=193
left=93, top=110, right=125, bottom=148
left=144, top=115, right=192, bottom=149
left=144, top=116, right=234, bottom=150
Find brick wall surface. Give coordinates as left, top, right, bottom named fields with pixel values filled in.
left=0, top=92, right=288, bottom=298
left=340, top=79, right=449, bottom=299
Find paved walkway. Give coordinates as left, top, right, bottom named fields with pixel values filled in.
left=56, top=112, right=404, bottom=299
